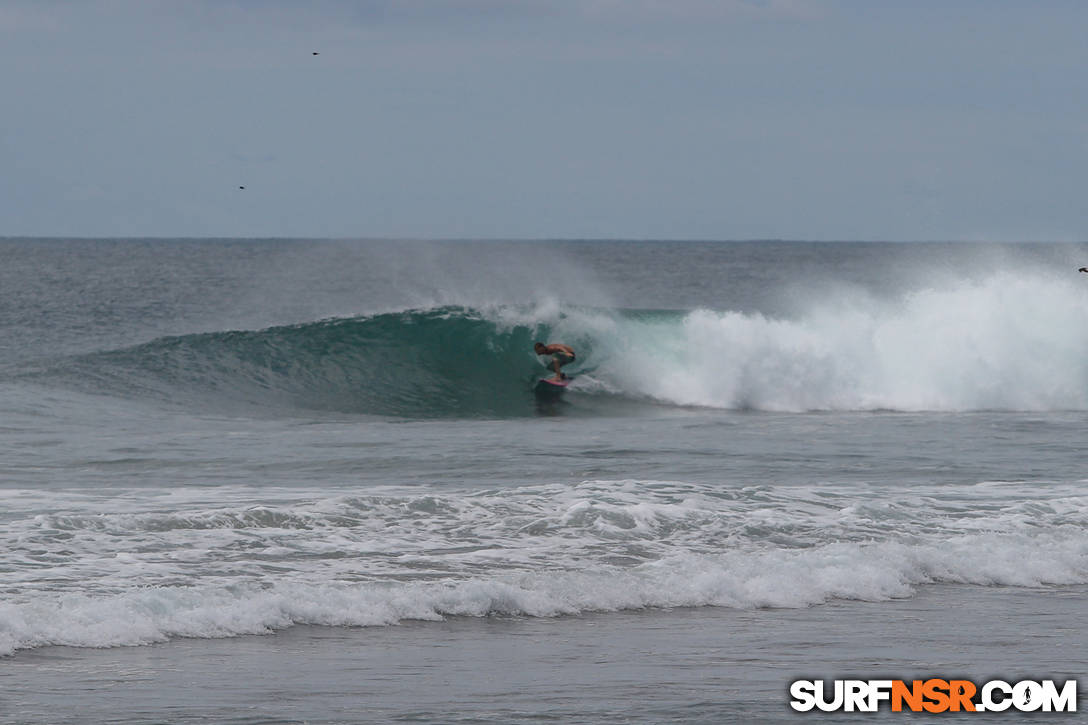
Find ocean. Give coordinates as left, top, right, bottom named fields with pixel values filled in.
left=1, top=239, right=1086, bottom=723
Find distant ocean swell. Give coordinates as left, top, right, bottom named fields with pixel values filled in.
left=25, top=271, right=1088, bottom=415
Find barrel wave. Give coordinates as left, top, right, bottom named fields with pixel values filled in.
left=47, top=306, right=567, bottom=417
left=32, top=271, right=1088, bottom=416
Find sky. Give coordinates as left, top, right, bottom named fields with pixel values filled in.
left=1, top=0, right=1087, bottom=241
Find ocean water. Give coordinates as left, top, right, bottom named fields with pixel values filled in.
left=2, top=239, right=1087, bottom=723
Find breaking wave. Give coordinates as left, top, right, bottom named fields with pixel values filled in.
left=3, top=478, right=1087, bottom=656
left=25, top=270, right=1088, bottom=416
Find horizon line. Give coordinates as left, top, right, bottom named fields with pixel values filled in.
left=1, top=236, right=1085, bottom=244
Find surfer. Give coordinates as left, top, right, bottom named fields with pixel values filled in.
left=534, top=342, right=576, bottom=381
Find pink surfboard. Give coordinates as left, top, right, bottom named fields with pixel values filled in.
left=534, top=376, right=571, bottom=396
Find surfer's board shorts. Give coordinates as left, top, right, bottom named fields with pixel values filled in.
left=544, top=351, right=575, bottom=367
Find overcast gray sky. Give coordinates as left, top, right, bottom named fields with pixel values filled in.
left=2, top=0, right=1086, bottom=240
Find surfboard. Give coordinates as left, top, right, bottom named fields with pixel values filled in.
left=534, top=376, right=571, bottom=397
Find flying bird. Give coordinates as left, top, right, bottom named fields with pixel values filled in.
left=238, top=186, right=245, bottom=190
left=1079, top=267, right=1087, bottom=273
left=312, top=52, right=319, bottom=56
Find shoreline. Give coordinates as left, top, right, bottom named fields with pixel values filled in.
left=5, top=583, right=1085, bottom=724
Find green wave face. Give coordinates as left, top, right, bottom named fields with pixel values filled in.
left=52, top=307, right=592, bottom=418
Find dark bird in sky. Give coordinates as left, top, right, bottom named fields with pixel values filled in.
left=1079, top=267, right=1088, bottom=273
left=239, top=186, right=245, bottom=190
left=312, top=52, right=319, bottom=55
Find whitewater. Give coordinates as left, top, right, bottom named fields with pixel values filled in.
left=4, top=478, right=1088, bottom=657
left=2, top=239, right=1087, bottom=724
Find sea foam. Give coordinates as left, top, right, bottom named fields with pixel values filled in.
left=577, top=271, right=1088, bottom=411
left=2, top=531, right=1085, bottom=657
left=3, top=479, right=1087, bottom=656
